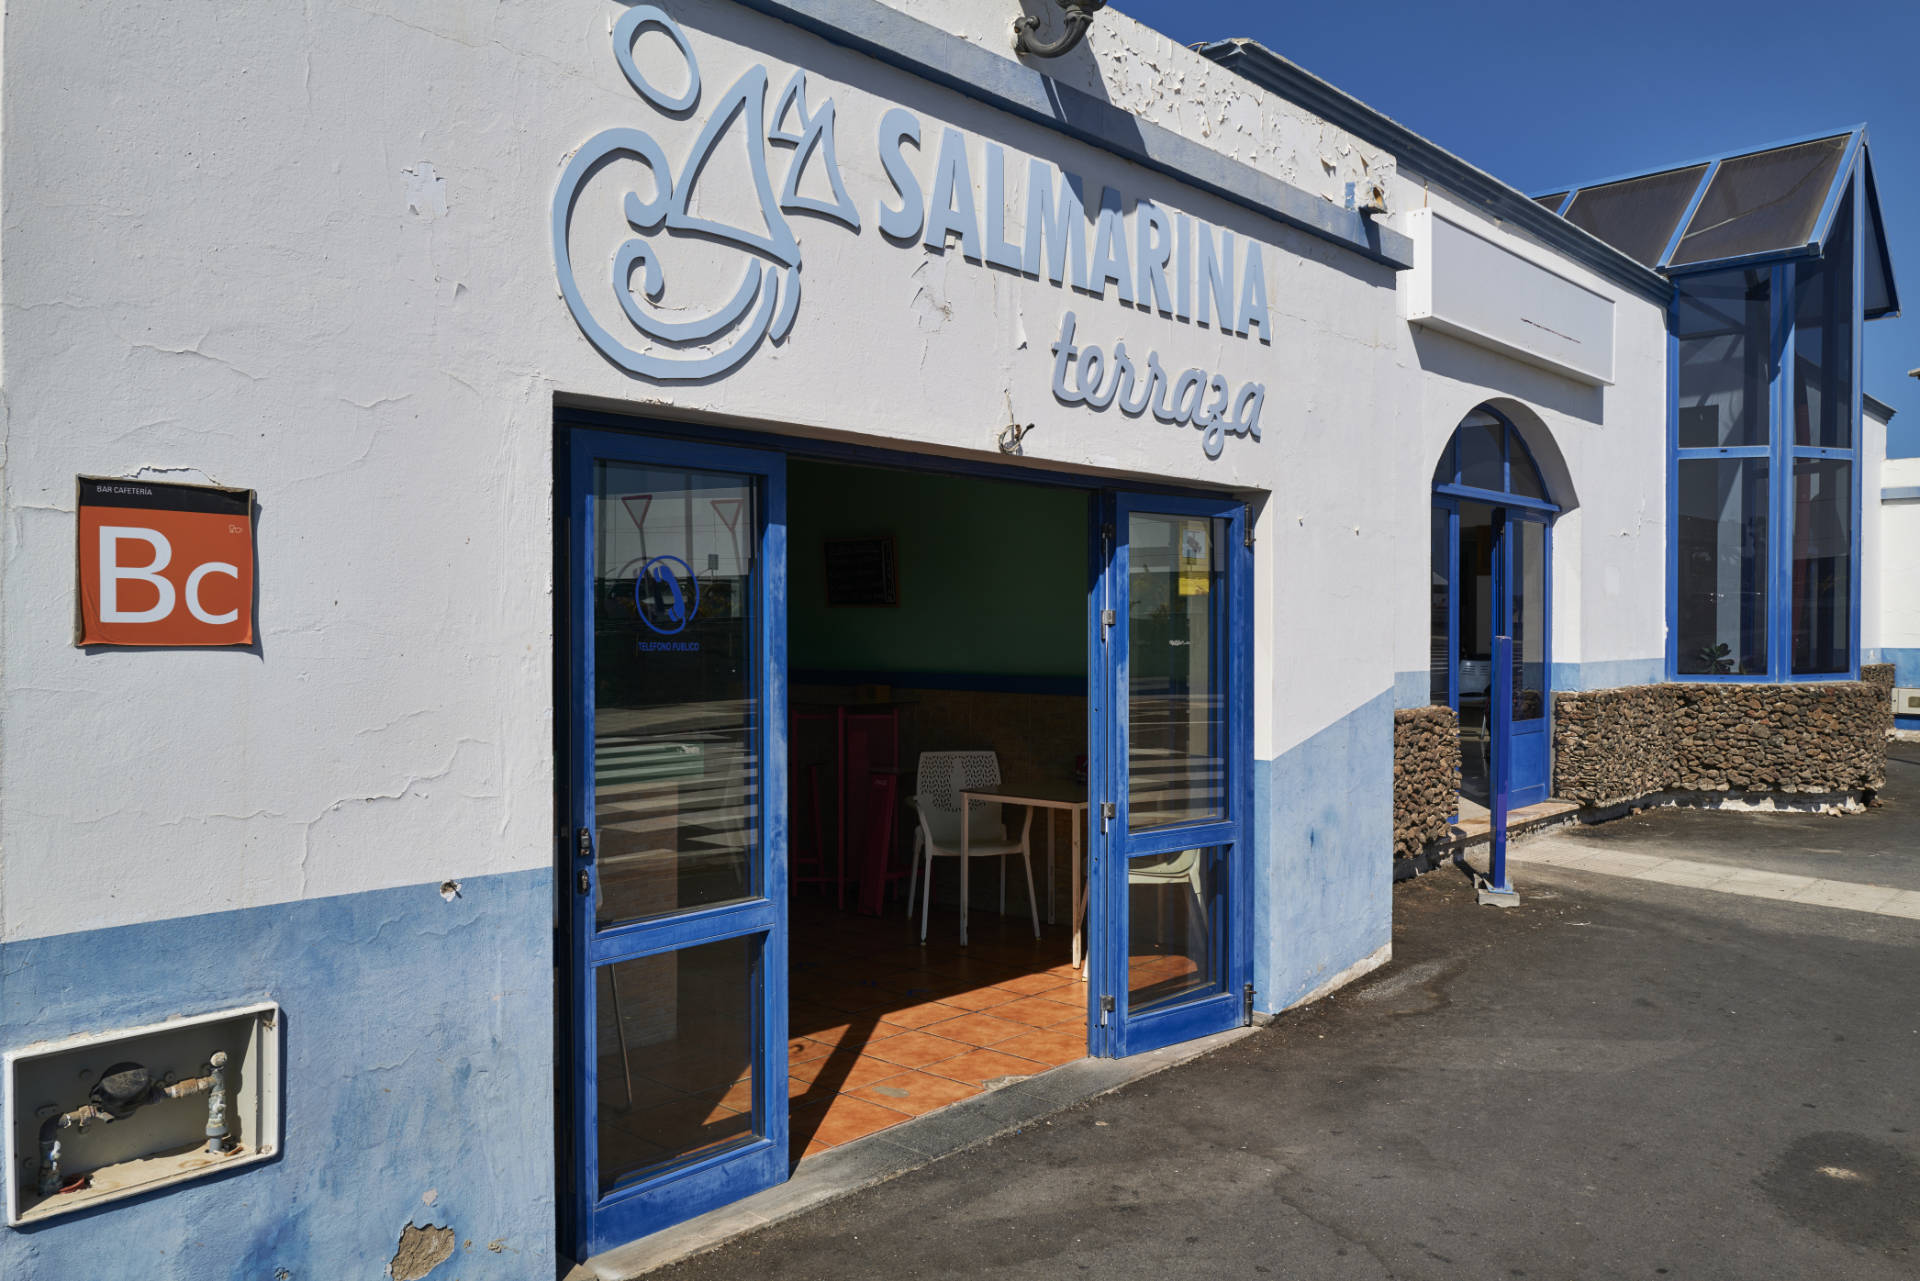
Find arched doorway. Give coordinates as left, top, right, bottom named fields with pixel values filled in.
left=1430, top=407, right=1559, bottom=809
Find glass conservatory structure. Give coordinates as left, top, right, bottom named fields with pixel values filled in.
left=1535, top=129, right=1899, bottom=680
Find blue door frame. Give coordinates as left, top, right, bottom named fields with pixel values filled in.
left=560, top=427, right=789, bottom=1259
left=1089, top=491, right=1254, bottom=1056
left=1432, top=413, right=1558, bottom=811
left=1433, top=500, right=1554, bottom=809
left=558, top=410, right=1259, bottom=1261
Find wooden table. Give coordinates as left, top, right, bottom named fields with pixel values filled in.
left=960, top=780, right=1090, bottom=977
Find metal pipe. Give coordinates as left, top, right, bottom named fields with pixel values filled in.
left=36, top=1105, right=115, bottom=1196
left=33, top=1051, right=233, bottom=1198
left=157, top=1051, right=230, bottom=1153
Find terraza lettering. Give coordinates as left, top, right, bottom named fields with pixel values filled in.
left=1050, top=312, right=1263, bottom=459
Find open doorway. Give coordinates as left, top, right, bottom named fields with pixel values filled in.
left=782, top=458, right=1092, bottom=1159
left=560, top=422, right=1253, bottom=1254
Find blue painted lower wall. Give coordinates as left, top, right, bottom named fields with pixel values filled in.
left=0, top=868, right=554, bottom=1281
left=1252, top=689, right=1394, bottom=1014
left=1550, top=657, right=1666, bottom=692
left=1878, top=646, right=1920, bottom=688
left=1395, top=658, right=1666, bottom=708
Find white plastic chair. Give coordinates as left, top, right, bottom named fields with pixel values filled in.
left=906, top=751, right=1038, bottom=945
left=1126, top=848, right=1208, bottom=928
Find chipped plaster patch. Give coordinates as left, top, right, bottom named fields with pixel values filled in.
left=390, top=1223, right=456, bottom=1281
left=404, top=163, right=448, bottom=219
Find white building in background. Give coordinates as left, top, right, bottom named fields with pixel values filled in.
left=0, top=1, right=1901, bottom=1276
left=1880, top=445, right=1920, bottom=727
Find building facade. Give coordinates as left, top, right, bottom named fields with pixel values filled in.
left=0, top=2, right=1899, bottom=1276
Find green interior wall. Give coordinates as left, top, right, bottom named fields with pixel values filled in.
left=788, top=460, right=1088, bottom=678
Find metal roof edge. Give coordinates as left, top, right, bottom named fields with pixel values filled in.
left=1862, top=151, right=1902, bottom=320
left=1863, top=391, right=1897, bottom=422
left=1197, top=38, right=1672, bottom=308
left=1532, top=125, right=1862, bottom=201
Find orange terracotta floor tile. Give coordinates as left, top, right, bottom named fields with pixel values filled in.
left=878, top=999, right=968, bottom=1030
left=985, top=995, right=1084, bottom=1027
left=785, top=898, right=1088, bottom=1164
left=866, top=1029, right=972, bottom=1069
left=920, top=1011, right=1030, bottom=1047
left=852, top=1070, right=984, bottom=1116
left=804, top=1095, right=913, bottom=1147
left=935, top=985, right=1022, bottom=1012
left=990, top=1027, right=1088, bottom=1067
left=928, top=1047, right=1045, bottom=1086
left=993, top=971, right=1076, bottom=997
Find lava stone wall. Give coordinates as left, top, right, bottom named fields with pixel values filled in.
left=1394, top=706, right=1459, bottom=856
left=1553, top=681, right=1888, bottom=806
left=1864, top=663, right=1895, bottom=731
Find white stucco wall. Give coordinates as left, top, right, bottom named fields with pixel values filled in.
left=1379, top=183, right=1671, bottom=700
left=1862, top=402, right=1887, bottom=657
left=0, top=0, right=1678, bottom=957
left=0, top=0, right=1413, bottom=948
left=1881, top=454, right=1920, bottom=673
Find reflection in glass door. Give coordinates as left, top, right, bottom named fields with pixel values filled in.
left=1092, top=494, right=1251, bottom=1057
left=563, top=429, right=786, bottom=1258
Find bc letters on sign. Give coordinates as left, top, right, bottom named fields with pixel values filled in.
left=75, top=476, right=256, bottom=647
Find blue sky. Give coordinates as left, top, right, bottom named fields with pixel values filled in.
left=1118, top=0, right=1920, bottom=456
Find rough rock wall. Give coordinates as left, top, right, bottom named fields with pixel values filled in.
left=1553, top=682, right=1888, bottom=806
left=1863, top=663, right=1895, bottom=732
left=1393, top=706, right=1458, bottom=856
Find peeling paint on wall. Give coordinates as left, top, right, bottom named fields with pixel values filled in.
left=389, top=1222, right=456, bottom=1280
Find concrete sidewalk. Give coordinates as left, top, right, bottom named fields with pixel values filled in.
left=643, top=746, right=1920, bottom=1280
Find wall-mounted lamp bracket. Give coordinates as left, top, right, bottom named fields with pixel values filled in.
left=997, top=421, right=1036, bottom=455
left=1012, top=1, right=1108, bottom=58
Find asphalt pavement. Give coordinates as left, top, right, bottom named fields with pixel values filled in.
left=656, top=748, right=1920, bottom=1281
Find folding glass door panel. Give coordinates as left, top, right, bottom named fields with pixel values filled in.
left=1091, top=493, right=1252, bottom=1057
left=563, top=429, right=786, bottom=1258
left=1434, top=500, right=1552, bottom=810
left=1505, top=514, right=1551, bottom=807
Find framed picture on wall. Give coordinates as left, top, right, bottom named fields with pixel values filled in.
left=824, top=535, right=899, bottom=606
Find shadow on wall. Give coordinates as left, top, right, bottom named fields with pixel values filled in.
left=1482, top=395, right=1580, bottom=516
left=1411, top=327, right=1606, bottom=430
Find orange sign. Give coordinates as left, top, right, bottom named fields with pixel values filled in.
left=76, top=477, right=255, bottom=647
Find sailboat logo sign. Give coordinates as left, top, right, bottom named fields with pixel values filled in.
left=551, top=5, right=1273, bottom=462
left=551, top=6, right=857, bottom=382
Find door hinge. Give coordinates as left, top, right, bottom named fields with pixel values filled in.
left=577, top=827, right=594, bottom=863
left=577, top=870, right=592, bottom=896
left=1100, top=608, right=1116, bottom=642
left=1102, top=521, right=1115, bottom=551
left=1099, top=994, right=1116, bottom=1026
left=1243, top=982, right=1256, bottom=1025
left=1100, top=801, right=1116, bottom=834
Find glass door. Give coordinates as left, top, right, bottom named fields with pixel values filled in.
left=1433, top=501, right=1551, bottom=810
left=1090, top=493, right=1252, bottom=1057
left=561, top=428, right=787, bottom=1258
left=1503, top=513, right=1550, bottom=808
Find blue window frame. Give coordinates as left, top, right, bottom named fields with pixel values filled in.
left=1665, top=160, right=1866, bottom=683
